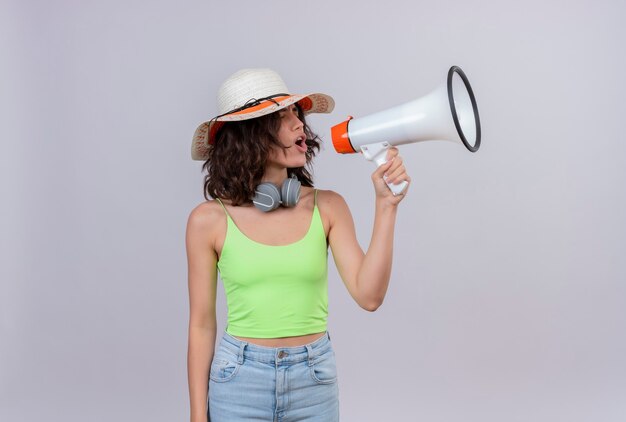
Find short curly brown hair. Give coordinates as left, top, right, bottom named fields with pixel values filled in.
left=202, top=106, right=321, bottom=205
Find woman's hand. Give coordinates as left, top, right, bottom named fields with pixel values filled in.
left=371, top=146, right=411, bottom=206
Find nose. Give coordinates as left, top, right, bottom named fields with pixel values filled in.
left=293, top=116, right=304, bottom=131
left=286, top=108, right=304, bottom=130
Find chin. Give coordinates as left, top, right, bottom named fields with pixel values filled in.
left=288, top=159, right=307, bottom=168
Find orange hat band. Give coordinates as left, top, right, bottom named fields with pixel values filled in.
left=219, top=93, right=290, bottom=117
left=207, top=93, right=316, bottom=145
left=229, top=94, right=291, bottom=116
left=229, top=94, right=314, bottom=116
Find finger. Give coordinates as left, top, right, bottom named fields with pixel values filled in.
left=393, top=176, right=410, bottom=196
left=385, top=165, right=407, bottom=183
left=384, top=155, right=403, bottom=175
left=373, top=157, right=394, bottom=179
left=385, top=147, right=399, bottom=161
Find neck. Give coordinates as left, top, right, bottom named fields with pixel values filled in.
left=262, top=166, right=289, bottom=186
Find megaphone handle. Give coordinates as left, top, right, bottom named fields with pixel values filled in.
left=361, top=142, right=408, bottom=196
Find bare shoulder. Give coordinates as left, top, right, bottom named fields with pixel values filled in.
left=315, top=189, right=350, bottom=223
left=186, top=200, right=226, bottom=246
left=187, top=200, right=225, bottom=226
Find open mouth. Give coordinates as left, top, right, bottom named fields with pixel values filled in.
left=294, top=136, right=307, bottom=152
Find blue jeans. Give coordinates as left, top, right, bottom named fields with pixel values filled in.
left=208, top=330, right=339, bottom=422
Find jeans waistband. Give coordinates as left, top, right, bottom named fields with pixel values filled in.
left=218, top=330, right=332, bottom=366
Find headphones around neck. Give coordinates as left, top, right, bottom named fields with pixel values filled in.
left=252, top=176, right=301, bottom=212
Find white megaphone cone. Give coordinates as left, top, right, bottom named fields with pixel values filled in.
left=331, top=65, right=481, bottom=196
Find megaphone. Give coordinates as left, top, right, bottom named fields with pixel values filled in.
left=331, top=65, right=481, bottom=196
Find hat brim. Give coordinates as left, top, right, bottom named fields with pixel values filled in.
left=191, top=93, right=334, bottom=161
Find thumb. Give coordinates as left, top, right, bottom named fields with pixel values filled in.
left=373, top=156, right=394, bottom=178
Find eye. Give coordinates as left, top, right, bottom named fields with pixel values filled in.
left=279, top=105, right=300, bottom=118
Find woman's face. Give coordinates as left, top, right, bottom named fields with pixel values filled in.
left=266, top=104, right=308, bottom=169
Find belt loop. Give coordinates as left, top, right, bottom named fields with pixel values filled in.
left=237, top=340, right=247, bottom=364
left=327, top=331, right=331, bottom=341
left=305, top=344, right=315, bottom=367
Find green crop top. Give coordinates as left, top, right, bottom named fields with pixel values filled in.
left=215, top=189, right=329, bottom=338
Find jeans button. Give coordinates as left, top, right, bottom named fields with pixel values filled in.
left=278, top=351, right=288, bottom=358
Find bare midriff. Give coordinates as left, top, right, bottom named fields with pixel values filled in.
left=233, top=331, right=326, bottom=347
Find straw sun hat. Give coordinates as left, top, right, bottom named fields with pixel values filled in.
left=191, top=68, right=335, bottom=160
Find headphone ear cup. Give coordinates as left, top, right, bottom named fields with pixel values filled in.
left=281, top=178, right=301, bottom=208
left=253, top=182, right=281, bottom=212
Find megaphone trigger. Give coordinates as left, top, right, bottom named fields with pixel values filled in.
left=361, top=141, right=409, bottom=196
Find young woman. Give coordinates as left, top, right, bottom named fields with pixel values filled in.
left=186, top=68, right=410, bottom=422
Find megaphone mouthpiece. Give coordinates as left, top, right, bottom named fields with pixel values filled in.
left=330, top=116, right=355, bottom=153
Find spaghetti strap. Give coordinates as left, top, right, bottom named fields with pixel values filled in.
left=214, top=197, right=231, bottom=218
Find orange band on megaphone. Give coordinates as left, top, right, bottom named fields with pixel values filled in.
left=331, top=116, right=356, bottom=154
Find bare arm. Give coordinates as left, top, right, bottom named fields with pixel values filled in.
left=326, top=147, right=411, bottom=311
left=186, top=203, right=220, bottom=422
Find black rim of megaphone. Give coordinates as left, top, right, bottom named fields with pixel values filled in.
left=447, top=66, right=481, bottom=152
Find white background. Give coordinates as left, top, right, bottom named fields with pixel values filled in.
left=1, top=0, right=625, bottom=421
